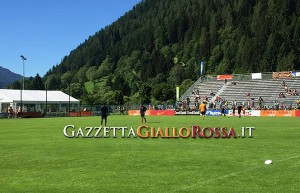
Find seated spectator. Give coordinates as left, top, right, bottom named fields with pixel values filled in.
left=251, top=99, right=255, bottom=108
left=186, top=97, right=190, bottom=106
left=246, top=93, right=251, bottom=101
left=284, top=86, right=288, bottom=92
left=209, top=90, right=215, bottom=96
left=282, top=80, right=285, bottom=87
left=297, top=99, right=300, bottom=108
left=278, top=92, right=285, bottom=98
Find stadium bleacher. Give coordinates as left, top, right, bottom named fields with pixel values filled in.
left=180, top=73, right=300, bottom=110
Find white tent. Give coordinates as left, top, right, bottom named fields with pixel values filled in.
left=0, top=89, right=79, bottom=113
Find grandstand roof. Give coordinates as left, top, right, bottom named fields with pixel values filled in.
left=0, top=89, right=79, bottom=103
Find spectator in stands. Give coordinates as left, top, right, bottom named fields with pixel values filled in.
left=251, top=98, right=255, bottom=108
left=291, top=89, right=299, bottom=96
left=186, top=97, right=190, bottom=107
left=233, top=100, right=237, bottom=107
left=284, top=85, right=288, bottom=92
left=278, top=92, right=285, bottom=98
left=246, top=93, right=251, bottom=103
left=195, top=102, right=199, bottom=110
left=275, top=100, right=280, bottom=110
left=209, top=90, right=215, bottom=96
left=210, top=102, right=214, bottom=109
left=178, top=101, right=183, bottom=110
left=258, top=96, right=264, bottom=108
left=282, top=80, right=285, bottom=87
left=280, top=103, right=284, bottom=110
left=195, top=97, right=199, bottom=103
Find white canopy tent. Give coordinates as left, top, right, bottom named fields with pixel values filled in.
left=0, top=89, right=80, bottom=113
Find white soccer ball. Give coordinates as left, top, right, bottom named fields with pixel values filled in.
left=264, top=160, right=273, bottom=164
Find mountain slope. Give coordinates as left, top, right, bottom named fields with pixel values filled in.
left=0, top=66, right=22, bottom=88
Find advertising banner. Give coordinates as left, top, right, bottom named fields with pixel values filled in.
left=175, top=110, right=222, bottom=116
left=292, top=72, right=300, bottom=77
left=272, top=71, right=292, bottom=79
left=217, top=74, right=233, bottom=80
left=252, top=73, right=262, bottom=79
left=227, top=110, right=260, bottom=116
left=294, top=110, right=300, bottom=117
left=260, top=110, right=294, bottom=117
left=175, top=110, right=187, bottom=115
left=206, top=110, right=221, bottom=116
left=129, top=110, right=175, bottom=116
left=69, top=111, right=92, bottom=117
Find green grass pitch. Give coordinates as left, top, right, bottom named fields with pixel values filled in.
left=0, top=115, right=299, bottom=192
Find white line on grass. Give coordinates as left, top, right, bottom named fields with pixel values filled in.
left=174, top=154, right=300, bottom=192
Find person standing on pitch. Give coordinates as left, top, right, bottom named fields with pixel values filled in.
left=237, top=104, right=243, bottom=118
left=101, top=105, right=109, bottom=126
left=221, top=106, right=226, bottom=117
left=199, top=101, right=206, bottom=120
left=140, top=104, right=147, bottom=123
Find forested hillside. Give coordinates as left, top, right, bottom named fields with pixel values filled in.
left=9, top=0, right=300, bottom=105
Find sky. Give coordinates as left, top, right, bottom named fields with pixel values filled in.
left=0, top=0, right=141, bottom=77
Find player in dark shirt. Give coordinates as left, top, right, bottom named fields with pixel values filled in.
left=237, top=104, right=242, bottom=118
left=140, top=105, right=147, bottom=123
left=101, top=105, right=108, bottom=126
left=221, top=106, right=226, bottom=117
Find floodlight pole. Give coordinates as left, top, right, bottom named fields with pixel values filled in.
left=45, top=82, right=48, bottom=115
left=20, top=55, right=27, bottom=90
left=20, top=55, right=27, bottom=114
left=68, top=83, right=71, bottom=117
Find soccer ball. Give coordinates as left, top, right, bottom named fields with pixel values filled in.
left=264, top=160, right=273, bottom=164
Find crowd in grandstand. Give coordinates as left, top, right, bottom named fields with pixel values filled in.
left=176, top=79, right=300, bottom=111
